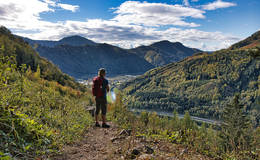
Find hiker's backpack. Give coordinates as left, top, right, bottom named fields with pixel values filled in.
left=92, top=76, right=104, bottom=97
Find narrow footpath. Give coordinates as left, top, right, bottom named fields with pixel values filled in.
left=52, top=123, right=212, bottom=160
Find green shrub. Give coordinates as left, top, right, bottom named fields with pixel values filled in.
left=0, top=56, right=93, bottom=159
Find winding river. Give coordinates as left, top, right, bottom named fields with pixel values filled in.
left=130, top=108, right=221, bottom=125
left=109, top=87, right=221, bottom=126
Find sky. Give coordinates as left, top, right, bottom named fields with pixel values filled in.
left=0, top=0, right=259, bottom=51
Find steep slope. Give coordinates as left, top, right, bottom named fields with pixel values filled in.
left=0, top=26, right=85, bottom=91
left=35, top=43, right=154, bottom=79
left=230, top=30, right=260, bottom=49
left=120, top=31, right=260, bottom=126
left=23, top=35, right=96, bottom=47
left=128, top=40, right=202, bottom=67
left=0, top=26, right=94, bottom=158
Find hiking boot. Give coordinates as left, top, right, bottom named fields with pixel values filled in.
left=102, top=123, right=110, bottom=128
left=95, top=122, right=101, bottom=127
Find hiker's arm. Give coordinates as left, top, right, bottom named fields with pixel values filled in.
left=106, top=85, right=110, bottom=92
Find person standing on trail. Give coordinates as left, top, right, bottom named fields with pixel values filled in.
left=92, top=68, right=110, bottom=128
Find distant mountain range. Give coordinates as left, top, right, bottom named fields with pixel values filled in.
left=129, top=40, right=202, bottom=67
left=23, top=36, right=202, bottom=79
left=34, top=43, right=154, bottom=79
left=120, top=30, right=260, bottom=126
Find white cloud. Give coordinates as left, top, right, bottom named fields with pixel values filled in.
left=18, top=20, right=240, bottom=51
left=43, top=0, right=79, bottom=12
left=0, top=0, right=55, bottom=31
left=183, top=0, right=189, bottom=6
left=57, top=3, right=79, bottom=12
left=0, top=0, right=79, bottom=31
left=112, top=1, right=205, bottom=27
left=43, top=0, right=56, bottom=7
left=158, top=28, right=240, bottom=51
left=0, top=0, right=240, bottom=51
left=202, top=0, right=236, bottom=10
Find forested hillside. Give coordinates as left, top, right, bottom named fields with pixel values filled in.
left=0, top=26, right=93, bottom=159
left=121, top=31, right=260, bottom=126
left=0, top=26, right=86, bottom=91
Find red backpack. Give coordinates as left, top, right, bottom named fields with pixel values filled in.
left=92, top=76, right=104, bottom=97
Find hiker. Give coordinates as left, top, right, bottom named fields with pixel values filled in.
left=92, top=68, right=110, bottom=128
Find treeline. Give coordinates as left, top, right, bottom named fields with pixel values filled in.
left=110, top=93, right=260, bottom=159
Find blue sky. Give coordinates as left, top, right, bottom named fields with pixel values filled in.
left=0, top=0, right=259, bottom=51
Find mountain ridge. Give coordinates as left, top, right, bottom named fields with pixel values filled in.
left=128, top=40, right=202, bottom=67
left=23, top=36, right=202, bottom=78
left=22, top=35, right=97, bottom=47
left=230, top=30, right=260, bottom=50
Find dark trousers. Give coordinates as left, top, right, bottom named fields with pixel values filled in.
left=95, top=97, right=107, bottom=116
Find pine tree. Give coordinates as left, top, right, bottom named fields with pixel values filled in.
left=220, top=94, right=253, bottom=154
left=182, top=111, right=193, bottom=130
left=171, top=109, right=180, bottom=130
left=33, top=65, right=41, bottom=80
left=26, top=65, right=32, bottom=77
left=140, top=111, right=149, bottom=127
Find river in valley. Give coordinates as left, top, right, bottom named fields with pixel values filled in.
left=130, top=108, right=221, bottom=125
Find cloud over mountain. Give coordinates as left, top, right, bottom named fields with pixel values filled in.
left=0, top=0, right=241, bottom=51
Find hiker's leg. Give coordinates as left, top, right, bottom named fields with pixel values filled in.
left=95, top=98, right=101, bottom=123
left=102, top=114, right=106, bottom=124
left=95, top=114, right=99, bottom=123
left=101, top=99, right=110, bottom=128
left=101, top=98, right=107, bottom=124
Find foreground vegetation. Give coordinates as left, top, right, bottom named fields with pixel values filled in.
left=0, top=27, right=94, bottom=159
left=0, top=57, right=94, bottom=159
left=109, top=93, right=260, bottom=160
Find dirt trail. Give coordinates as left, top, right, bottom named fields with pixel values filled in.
left=52, top=122, right=212, bottom=160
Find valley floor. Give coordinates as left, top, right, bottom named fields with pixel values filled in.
left=51, top=123, right=213, bottom=160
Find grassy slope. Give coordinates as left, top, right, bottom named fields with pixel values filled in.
left=0, top=26, right=94, bottom=159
